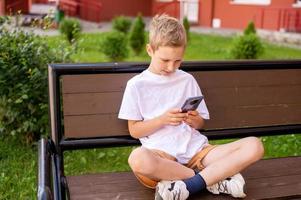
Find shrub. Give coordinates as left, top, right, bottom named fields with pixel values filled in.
left=112, top=16, right=132, bottom=34
left=0, top=27, right=73, bottom=142
left=0, top=16, right=7, bottom=26
left=183, top=16, right=190, bottom=42
left=129, top=14, right=145, bottom=55
left=230, top=21, right=263, bottom=59
left=101, top=31, right=128, bottom=61
left=244, top=21, right=256, bottom=35
left=59, top=18, right=82, bottom=44
left=230, top=33, right=263, bottom=59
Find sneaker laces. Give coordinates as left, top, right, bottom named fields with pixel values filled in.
left=155, top=180, right=189, bottom=200
left=217, top=179, right=230, bottom=194
left=207, top=174, right=246, bottom=198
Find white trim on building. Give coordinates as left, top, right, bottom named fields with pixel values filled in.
left=231, top=0, right=271, bottom=6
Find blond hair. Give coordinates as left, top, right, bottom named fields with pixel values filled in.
left=149, top=14, right=187, bottom=50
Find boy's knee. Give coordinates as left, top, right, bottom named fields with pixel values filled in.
left=128, top=148, right=143, bottom=170
left=245, top=137, right=265, bottom=160
left=128, top=147, right=157, bottom=175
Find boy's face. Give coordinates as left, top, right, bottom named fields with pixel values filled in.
left=147, top=44, right=185, bottom=76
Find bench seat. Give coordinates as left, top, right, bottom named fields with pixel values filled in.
left=67, top=156, right=301, bottom=200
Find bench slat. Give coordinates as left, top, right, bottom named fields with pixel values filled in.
left=194, top=70, right=301, bottom=88
left=62, top=86, right=301, bottom=115
left=62, top=70, right=301, bottom=94
left=64, top=114, right=128, bottom=137
left=63, top=103, right=301, bottom=138
left=62, top=74, right=136, bottom=94
left=66, top=157, right=301, bottom=200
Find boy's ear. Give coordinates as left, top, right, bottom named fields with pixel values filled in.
left=146, top=44, right=153, bottom=57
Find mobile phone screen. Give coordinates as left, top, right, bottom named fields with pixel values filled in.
left=181, top=96, right=204, bottom=113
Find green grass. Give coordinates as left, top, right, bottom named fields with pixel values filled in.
left=63, top=134, right=301, bottom=176
left=45, top=32, right=301, bottom=62
left=45, top=32, right=150, bottom=63
left=1, top=32, right=301, bottom=199
left=0, top=136, right=37, bottom=200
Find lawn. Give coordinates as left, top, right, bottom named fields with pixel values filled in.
left=1, top=32, right=301, bottom=199
left=46, top=32, right=301, bottom=62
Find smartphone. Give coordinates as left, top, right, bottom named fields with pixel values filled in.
left=181, top=96, right=204, bottom=113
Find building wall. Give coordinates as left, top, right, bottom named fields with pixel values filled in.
left=0, top=0, right=5, bottom=16
left=4, top=0, right=31, bottom=14
left=58, top=0, right=301, bottom=32
left=32, top=0, right=49, bottom=3
left=199, top=0, right=214, bottom=27
left=205, top=0, right=299, bottom=31
left=152, top=0, right=180, bottom=18
left=78, top=0, right=102, bottom=22
left=60, top=0, right=152, bottom=22
left=97, top=0, right=152, bottom=21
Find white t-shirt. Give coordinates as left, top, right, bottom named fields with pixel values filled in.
left=118, top=69, right=210, bottom=164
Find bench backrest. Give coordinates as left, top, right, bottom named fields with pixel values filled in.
left=48, top=61, right=301, bottom=149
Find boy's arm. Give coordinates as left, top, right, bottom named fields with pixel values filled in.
left=128, top=118, right=162, bottom=139
left=128, top=108, right=187, bottom=138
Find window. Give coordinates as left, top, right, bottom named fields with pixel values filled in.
left=231, top=0, right=271, bottom=5
left=293, top=0, right=301, bottom=7
left=156, top=0, right=173, bottom=2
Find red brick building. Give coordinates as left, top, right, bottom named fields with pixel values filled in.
left=0, top=0, right=31, bottom=15
left=197, top=0, right=301, bottom=32
left=153, top=0, right=301, bottom=32
left=58, top=0, right=301, bottom=32
left=1, top=0, right=300, bottom=32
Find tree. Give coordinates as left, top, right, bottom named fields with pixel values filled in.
left=129, top=14, right=145, bottom=55
left=183, top=16, right=190, bottom=42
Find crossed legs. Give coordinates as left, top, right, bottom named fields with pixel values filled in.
left=128, top=137, right=264, bottom=186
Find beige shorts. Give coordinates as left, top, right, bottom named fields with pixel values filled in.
left=134, top=145, right=217, bottom=189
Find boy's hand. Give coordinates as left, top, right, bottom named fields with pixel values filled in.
left=159, top=108, right=187, bottom=126
left=183, top=110, right=204, bottom=129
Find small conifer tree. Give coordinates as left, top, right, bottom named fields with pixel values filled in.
left=244, top=21, right=256, bottom=35
left=183, top=16, right=190, bottom=42
left=230, top=21, right=263, bottom=59
left=129, top=14, right=145, bottom=55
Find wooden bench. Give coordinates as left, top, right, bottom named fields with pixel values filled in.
left=38, top=60, right=301, bottom=200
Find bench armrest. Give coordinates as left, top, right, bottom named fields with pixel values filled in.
left=38, top=138, right=52, bottom=200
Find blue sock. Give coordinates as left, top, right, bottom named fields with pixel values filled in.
left=183, top=173, right=206, bottom=195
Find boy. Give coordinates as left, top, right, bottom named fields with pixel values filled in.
left=118, top=14, right=264, bottom=200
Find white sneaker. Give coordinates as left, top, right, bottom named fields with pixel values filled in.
left=207, top=173, right=246, bottom=198
left=155, top=180, right=189, bottom=200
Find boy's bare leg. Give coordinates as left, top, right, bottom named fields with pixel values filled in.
left=129, top=137, right=264, bottom=184
left=200, top=137, right=264, bottom=186
left=128, top=147, right=195, bottom=181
